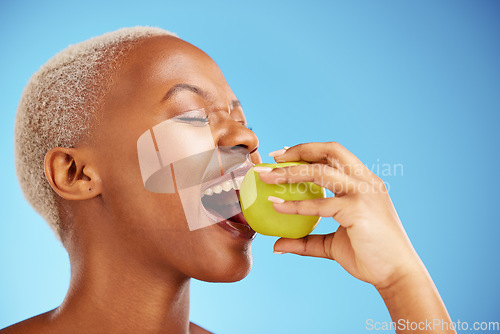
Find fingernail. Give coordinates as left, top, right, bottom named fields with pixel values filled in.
left=283, top=146, right=290, bottom=150
left=253, top=166, right=272, bottom=173
left=269, top=149, right=288, bottom=157
left=268, top=196, right=285, bottom=204
left=273, top=250, right=286, bottom=254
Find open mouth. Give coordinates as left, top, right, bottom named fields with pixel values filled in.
left=200, top=170, right=255, bottom=238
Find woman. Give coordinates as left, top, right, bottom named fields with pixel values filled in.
left=4, top=26, right=455, bottom=333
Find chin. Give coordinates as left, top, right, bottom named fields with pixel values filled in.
left=192, top=246, right=253, bottom=283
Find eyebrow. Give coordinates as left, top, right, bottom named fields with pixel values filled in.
left=162, top=83, right=242, bottom=109
left=162, top=83, right=208, bottom=102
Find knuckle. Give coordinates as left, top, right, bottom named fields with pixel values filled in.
left=322, top=235, right=333, bottom=258
left=376, top=179, right=389, bottom=193
left=351, top=163, right=366, bottom=176
left=330, top=208, right=342, bottom=221
left=291, top=200, right=301, bottom=214
left=295, top=143, right=306, bottom=151
left=302, top=237, right=309, bottom=253
left=327, top=141, right=342, bottom=150
left=372, top=174, right=384, bottom=184
left=311, top=164, right=325, bottom=185
left=366, top=174, right=387, bottom=193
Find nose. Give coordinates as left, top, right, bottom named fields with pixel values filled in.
left=212, top=116, right=259, bottom=157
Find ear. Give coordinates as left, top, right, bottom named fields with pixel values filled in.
left=44, top=147, right=102, bottom=200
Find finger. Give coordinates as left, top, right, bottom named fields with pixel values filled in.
left=271, top=142, right=369, bottom=178
left=273, top=234, right=335, bottom=260
left=270, top=196, right=348, bottom=222
left=258, top=163, right=357, bottom=196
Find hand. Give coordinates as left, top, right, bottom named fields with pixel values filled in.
left=258, top=142, right=423, bottom=290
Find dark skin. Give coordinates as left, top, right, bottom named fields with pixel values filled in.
left=3, top=35, right=455, bottom=334
left=3, top=36, right=261, bottom=334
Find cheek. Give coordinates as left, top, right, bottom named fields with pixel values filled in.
left=95, top=118, right=255, bottom=277
left=95, top=132, right=183, bottom=230
left=151, top=121, right=215, bottom=166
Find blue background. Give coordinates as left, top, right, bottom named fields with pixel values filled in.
left=1, top=1, right=499, bottom=333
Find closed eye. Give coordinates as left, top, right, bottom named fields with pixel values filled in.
left=173, top=108, right=209, bottom=127
left=176, top=116, right=209, bottom=125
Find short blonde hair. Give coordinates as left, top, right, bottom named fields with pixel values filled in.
left=14, top=26, right=177, bottom=242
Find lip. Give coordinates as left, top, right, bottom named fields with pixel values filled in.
left=201, top=199, right=256, bottom=239
left=218, top=219, right=256, bottom=239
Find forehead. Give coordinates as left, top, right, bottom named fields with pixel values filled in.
left=116, top=36, right=229, bottom=95
left=97, top=35, right=238, bottom=141
left=100, top=35, right=235, bottom=124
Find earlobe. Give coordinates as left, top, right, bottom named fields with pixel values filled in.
left=44, top=147, right=102, bottom=200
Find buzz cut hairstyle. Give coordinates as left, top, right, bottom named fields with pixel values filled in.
left=14, top=26, right=177, bottom=242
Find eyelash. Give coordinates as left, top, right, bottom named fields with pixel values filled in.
left=174, top=111, right=253, bottom=131
left=175, top=114, right=209, bottom=127
left=177, top=116, right=209, bottom=123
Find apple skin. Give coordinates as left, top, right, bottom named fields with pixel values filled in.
left=239, top=162, right=326, bottom=239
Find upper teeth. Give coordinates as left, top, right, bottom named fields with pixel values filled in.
left=203, top=176, right=244, bottom=196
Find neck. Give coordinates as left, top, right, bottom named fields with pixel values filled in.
left=52, top=229, right=192, bottom=334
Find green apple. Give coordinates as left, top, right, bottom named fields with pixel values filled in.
left=239, top=162, right=326, bottom=239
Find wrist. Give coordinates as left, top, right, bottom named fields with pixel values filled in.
left=375, top=258, right=455, bottom=333
left=375, top=257, right=430, bottom=300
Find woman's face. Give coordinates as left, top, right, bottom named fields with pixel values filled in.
left=92, top=35, right=261, bottom=282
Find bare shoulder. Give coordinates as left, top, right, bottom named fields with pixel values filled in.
left=3, top=315, right=210, bottom=334
left=0, top=310, right=55, bottom=334
left=189, top=322, right=213, bottom=334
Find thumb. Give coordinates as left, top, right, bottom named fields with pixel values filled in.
left=273, top=234, right=335, bottom=260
